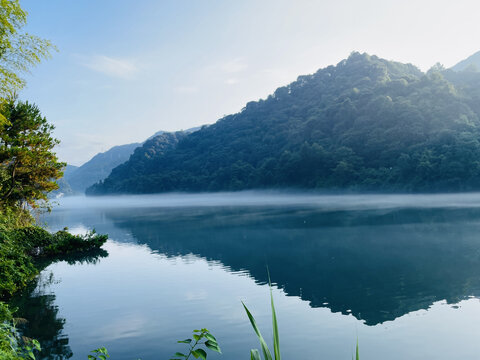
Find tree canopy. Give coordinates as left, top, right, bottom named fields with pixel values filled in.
left=0, top=0, right=54, bottom=128
left=0, top=100, right=64, bottom=209
left=0, top=0, right=53, bottom=98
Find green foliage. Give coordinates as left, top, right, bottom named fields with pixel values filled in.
left=0, top=206, right=33, bottom=232
left=0, top=0, right=54, bottom=101
left=170, top=328, right=221, bottom=360
left=0, top=99, right=65, bottom=209
left=0, top=234, right=37, bottom=297
left=88, top=347, right=109, bottom=360
left=0, top=302, right=41, bottom=360
left=0, top=226, right=108, bottom=299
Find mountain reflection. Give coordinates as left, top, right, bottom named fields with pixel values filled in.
left=104, top=205, right=480, bottom=325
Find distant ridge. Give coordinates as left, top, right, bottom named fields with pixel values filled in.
left=65, top=142, right=141, bottom=193
left=147, top=126, right=202, bottom=141
left=451, top=50, right=480, bottom=72
left=62, top=126, right=203, bottom=194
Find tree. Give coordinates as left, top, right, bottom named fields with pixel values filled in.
left=0, top=99, right=64, bottom=209
left=0, top=1, right=58, bottom=211
left=0, top=0, right=53, bottom=97
left=0, top=0, right=54, bottom=125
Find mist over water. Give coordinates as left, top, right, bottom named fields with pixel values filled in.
left=19, top=192, right=480, bottom=359
left=58, top=191, right=480, bottom=211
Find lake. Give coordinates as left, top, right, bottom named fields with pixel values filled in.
left=10, top=192, right=480, bottom=359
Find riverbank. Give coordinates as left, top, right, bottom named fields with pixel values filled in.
left=0, top=209, right=108, bottom=359
left=0, top=225, right=108, bottom=299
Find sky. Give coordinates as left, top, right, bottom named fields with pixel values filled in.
left=20, top=0, right=480, bottom=165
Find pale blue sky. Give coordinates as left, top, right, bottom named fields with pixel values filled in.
left=20, top=0, right=480, bottom=165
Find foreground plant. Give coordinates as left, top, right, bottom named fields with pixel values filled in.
left=88, top=347, right=110, bottom=360
left=84, top=278, right=360, bottom=360
left=242, top=280, right=281, bottom=360
left=354, top=339, right=359, bottom=360
left=170, top=328, right=221, bottom=360
left=0, top=302, right=41, bottom=360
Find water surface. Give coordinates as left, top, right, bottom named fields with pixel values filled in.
left=12, top=192, right=480, bottom=359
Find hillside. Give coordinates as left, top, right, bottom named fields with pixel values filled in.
left=66, top=142, right=140, bottom=193
left=451, top=51, right=480, bottom=72
left=87, top=132, right=188, bottom=193
left=51, top=165, right=78, bottom=197
left=87, top=52, right=480, bottom=195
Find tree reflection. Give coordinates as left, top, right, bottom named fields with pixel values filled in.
left=8, top=248, right=108, bottom=360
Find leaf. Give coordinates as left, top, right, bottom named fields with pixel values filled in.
left=251, top=349, right=261, bottom=360
left=269, top=278, right=281, bottom=360
left=205, top=340, right=222, bottom=353
left=195, top=348, right=207, bottom=360
left=177, top=339, right=192, bottom=344
left=193, top=334, right=201, bottom=341
left=88, top=356, right=95, bottom=360
left=98, top=355, right=106, bottom=360
left=174, top=352, right=186, bottom=357
left=191, top=350, right=200, bottom=359
left=204, top=333, right=217, bottom=342
left=32, top=339, right=41, bottom=351
left=242, top=301, right=273, bottom=360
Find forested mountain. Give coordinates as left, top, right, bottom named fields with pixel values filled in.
left=87, top=52, right=480, bottom=195
left=451, top=51, right=480, bottom=72
left=61, top=126, right=203, bottom=194
left=87, top=132, right=188, bottom=193
left=65, top=143, right=141, bottom=193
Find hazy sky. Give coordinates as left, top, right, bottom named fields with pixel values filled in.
left=20, top=0, right=479, bottom=165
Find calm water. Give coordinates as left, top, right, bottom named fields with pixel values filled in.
left=11, top=192, right=480, bottom=359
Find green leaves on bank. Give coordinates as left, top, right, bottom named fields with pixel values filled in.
left=0, top=226, right=108, bottom=299
left=0, top=302, right=41, bottom=360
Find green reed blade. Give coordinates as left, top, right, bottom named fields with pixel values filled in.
left=242, top=301, right=273, bottom=360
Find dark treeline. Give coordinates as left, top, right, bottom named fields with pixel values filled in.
left=88, top=53, right=480, bottom=194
